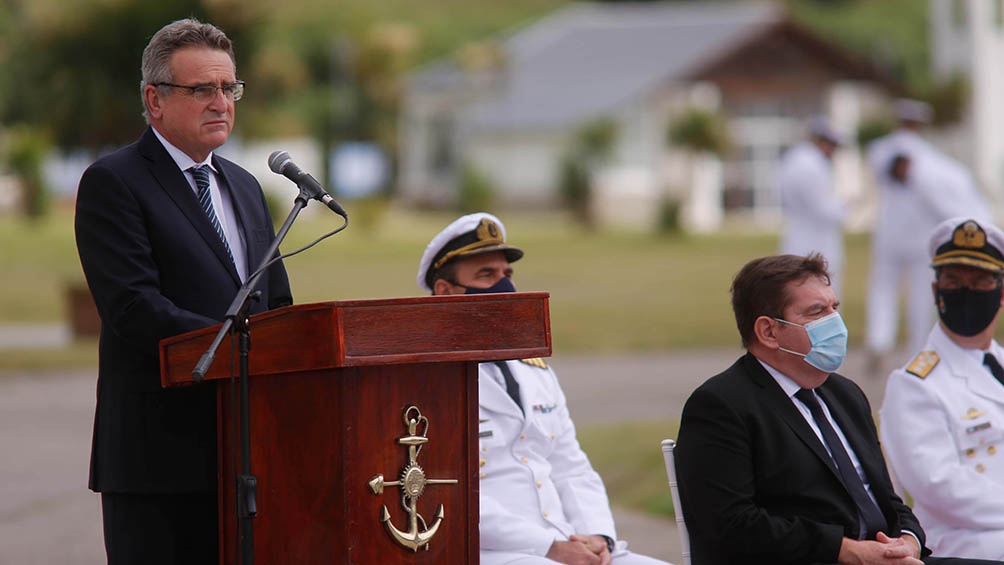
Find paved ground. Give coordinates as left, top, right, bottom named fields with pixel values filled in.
left=0, top=324, right=905, bottom=564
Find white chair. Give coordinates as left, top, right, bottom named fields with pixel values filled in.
left=661, top=439, right=692, bottom=565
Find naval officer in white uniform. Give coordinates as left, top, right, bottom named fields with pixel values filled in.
left=777, top=115, right=848, bottom=296
left=417, top=212, right=671, bottom=565
left=880, top=217, right=1004, bottom=560
left=865, top=100, right=991, bottom=368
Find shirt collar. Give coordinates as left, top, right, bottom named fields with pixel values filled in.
left=151, top=127, right=217, bottom=173
left=933, top=323, right=1002, bottom=365
left=757, top=357, right=803, bottom=398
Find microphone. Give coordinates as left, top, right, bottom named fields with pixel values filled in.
left=267, top=150, right=347, bottom=217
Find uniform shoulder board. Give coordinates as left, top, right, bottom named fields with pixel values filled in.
left=520, top=357, right=548, bottom=369
left=906, top=351, right=939, bottom=379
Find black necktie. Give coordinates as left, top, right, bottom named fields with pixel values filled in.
left=983, top=353, right=1004, bottom=387
left=794, top=388, right=887, bottom=539
left=190, top=165, right=235, bottom=265
left=493, top=361, right=523, bottom=414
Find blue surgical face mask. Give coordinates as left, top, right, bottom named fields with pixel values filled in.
left=454, top=276, right=516, bottom=294
left=773, top=311, right=848, bottom=373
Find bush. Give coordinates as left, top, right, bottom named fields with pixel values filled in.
left=456, top=161, right=495, bottom=213
left=558, top=154, right=592, bottom=227
left=558, top=118, right=619, bottom=229
left=856, top=118, right=895, bottom=148
left=657, top=197, right=682, bottom=235
left=667, top=108, right=730, bottom=156
left=5, top=127, right=52, bottom=222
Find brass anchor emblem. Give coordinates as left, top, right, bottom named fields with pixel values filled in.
left=368, top=406, right=457, bottom=551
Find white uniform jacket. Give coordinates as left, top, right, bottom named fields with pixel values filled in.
left=868, top=130, right=989, bottom=258
left=777, top=142, right=846, bottom=279
left=880, top=324, right=1004, bottom=559
left=478, top=359, right=617, bottom=556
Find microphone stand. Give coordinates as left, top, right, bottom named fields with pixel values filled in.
left=191, top=190, right=312, bottom=565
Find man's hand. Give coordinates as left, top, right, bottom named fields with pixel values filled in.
left=877, top=532, right=921, bottom=561
left=837, top=532, right=923, bottom=564
left=546, top=535, right=611, bottom=565
left=570, top=534, right=613, bottom=565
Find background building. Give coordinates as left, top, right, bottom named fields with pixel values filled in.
left=930, top=0, right=1004, bottom=210
left=399, top=1, right=901, bottom=232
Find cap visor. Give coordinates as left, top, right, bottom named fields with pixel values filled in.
left=931, top=255, right=1004, bottom=273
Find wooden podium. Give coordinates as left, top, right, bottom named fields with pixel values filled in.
left=160, top=292, right=550, bottom=564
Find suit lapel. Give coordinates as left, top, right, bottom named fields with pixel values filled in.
left=935, top=329, right=1004, bottom=405
left=478, top=363, right=524, bottom=420
left=817, top=383, right=897, bottom=528
left=816, top=386, right=883, bottom=486
left=745, top=355, right=842, bottom=479
left=138, top=130, right=240, bottom=284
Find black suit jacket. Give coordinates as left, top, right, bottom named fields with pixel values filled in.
left=75, top=128, right=292, bottom=494
left=675, top=352, right=928, bottom=564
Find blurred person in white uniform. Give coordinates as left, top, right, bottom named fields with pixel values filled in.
left=865, top=99, right=991, bottom=369
left=880, top=217, right=1004, bottom=560
left=417, top=212, right=671, bottom=565
left=778, top=115, right=848, bottom=295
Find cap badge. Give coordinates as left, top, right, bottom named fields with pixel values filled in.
left=953, top=221, right=986, bottom=249
left=476, top=218, right=503, bottom=244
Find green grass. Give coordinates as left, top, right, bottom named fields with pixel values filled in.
left=578, top=420, right=680, bottom=518
left=276, top=206, right=878, bottom=354
left=1, top=203, right=881, bottom=353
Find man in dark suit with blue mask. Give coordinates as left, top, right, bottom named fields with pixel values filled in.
left=676, top=253, right=1001, bottom=564
left=74, top=18, right=292, bottom=564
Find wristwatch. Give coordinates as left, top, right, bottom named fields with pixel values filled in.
left=600, top=535, right=615, bottom=553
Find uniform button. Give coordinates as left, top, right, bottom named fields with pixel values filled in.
left=482, top=445, right=488, bottom=452
left=480, top=472, right=486, bottom=479
left=543, top=510, right=549, bottom=518
left=520, top=434, right=526, bottom=440
left=967, top=448, right=977, bottom=458
left=479, top=458, right=486, bottom=468
left=550, top=434, right=556, bottom=439
left=989, top=445, right=998, bottom=455
left=976, top=463, right=986, bottom=473
left=536, top=480, right=543, bottom=488
left=521, top=457, right=529, bottom=464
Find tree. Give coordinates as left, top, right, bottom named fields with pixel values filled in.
left=4, top=126, right=52, bottom=222
left=559, top=119, right=619, bottom=229
left=664, top=107, right=730, bottom=234
left=0, top=0, right=265, bottom=151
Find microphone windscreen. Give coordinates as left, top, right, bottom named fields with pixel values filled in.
left=268, top=150, right=291, bottom=174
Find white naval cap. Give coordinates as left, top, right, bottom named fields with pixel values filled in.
left=416, top=212, right=524, bottom=292
left=929, top=217, right=1004, bottom=274
left=808, top=115, right=846, bottom=146
left=895, top=98, right=933, bottom=124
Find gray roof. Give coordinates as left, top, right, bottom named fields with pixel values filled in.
left=410, top=1, right=782, bottom=131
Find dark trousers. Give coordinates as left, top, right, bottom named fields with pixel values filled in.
left=101, top=492, right=217, bottom=565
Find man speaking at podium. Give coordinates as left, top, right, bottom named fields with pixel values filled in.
left=418, top=213, right=669, bottom=565
left=74, top=18, right=292, bottom=565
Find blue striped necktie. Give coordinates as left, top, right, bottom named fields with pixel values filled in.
left=190, top=165, right=235, bottom=265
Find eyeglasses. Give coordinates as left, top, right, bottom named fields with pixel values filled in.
left=153, top=81, right=245, bottom=103
left=937, top=271, right=1004, bottom=292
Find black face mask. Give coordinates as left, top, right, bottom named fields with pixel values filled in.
left=455, top=276, right=516, bottom=295
left=936, top=286, right=1003, bottom=336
